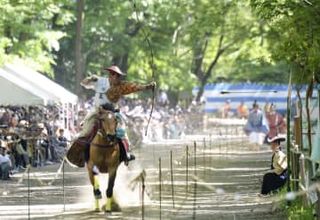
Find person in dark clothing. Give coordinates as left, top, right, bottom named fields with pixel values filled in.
left=57, top=128, right=68, bottom=148
left=259, top=135, right=287, bottom=197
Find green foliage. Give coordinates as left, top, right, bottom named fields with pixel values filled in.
left=286, top=197, right=314, bottom=220
left=250, top=0, right=320, bottom=84
left=275, top=187, right=314, bottom=220
left=1, top=0, right=302, bottom=97
left=0, top=0, right=74, bottom=76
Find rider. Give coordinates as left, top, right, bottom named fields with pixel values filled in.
left=71, top=65, right=155, bottom=166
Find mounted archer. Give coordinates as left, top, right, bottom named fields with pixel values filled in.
left=67, top=65, right=155, bottom=167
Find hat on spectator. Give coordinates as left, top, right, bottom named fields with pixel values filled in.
left=18, top=120, right=28, bottom=126
left=41, top=128, right=48, bottom=136
left=0, top=140, right=7, bottom=148
left=38, top=123, right=45, bottom=129
left=267, top=134, right=286, bottom=143
left=104, top=65, right=126, bottom=76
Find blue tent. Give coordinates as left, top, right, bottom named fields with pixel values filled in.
left=193, top=83, right=296, bottom=114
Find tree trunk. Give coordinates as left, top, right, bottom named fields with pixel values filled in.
left=193, top=35, right=227, bottom=102
left=75, top=0, right=85, bottom=95
left=196, top=82, right=205, bottom=102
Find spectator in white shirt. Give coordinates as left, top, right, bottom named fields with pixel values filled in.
left=0, top=145, right=12, bottom=180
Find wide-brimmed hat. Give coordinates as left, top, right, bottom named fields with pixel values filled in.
left=267, top=134, right=286, bottom=143
left=104, top=65, right=126, bottom=76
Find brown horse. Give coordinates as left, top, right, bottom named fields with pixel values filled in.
left=86, top=107, right=120, bottom=213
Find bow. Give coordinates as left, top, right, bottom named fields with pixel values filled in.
left=130, top=0, right=156, bottom=136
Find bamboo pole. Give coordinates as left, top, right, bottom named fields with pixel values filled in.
left=63, top=159, right=65, bottom=212
left=287, top=71, right=292, bottom=193
left=194, top=141, right=197, bottom=175
left=170, top=150, right=175, bottom=208
left=28, top=166, right=30, bottom=220
left=193, top=142, right=197, bottom=220
left=219, top=130, right=222, bottom=153
left=159, top=157, right=162, bottom=220
left=209, top=134, right=212, bottom=164
left=141, top=173, right=145, bottom=220
left=203, top=138, right=206, bottom=176
left=186, top=145, right=189, bottom=193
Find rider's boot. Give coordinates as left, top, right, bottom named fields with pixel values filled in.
left=122, top=138, right=135, bottom=166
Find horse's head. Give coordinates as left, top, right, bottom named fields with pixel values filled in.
left=97, top=107, right=118, bottom=144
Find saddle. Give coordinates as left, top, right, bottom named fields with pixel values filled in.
left=66, top=116, right=128, bottom=168
left=66, top=137, right=88, bottom=167
left=66, top=121, right=99, bottom=168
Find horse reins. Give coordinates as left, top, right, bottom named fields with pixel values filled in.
left=90, top=113, right=118, bottom=148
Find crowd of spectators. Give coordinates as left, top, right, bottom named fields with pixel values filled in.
left=0, top=93, right=290, bottom=181
left=0, top=105, right=70, bottom=180
left=0, top=93, right=205, bottom=180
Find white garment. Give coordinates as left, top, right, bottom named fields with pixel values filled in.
left=93, top=77, right=111, bottom=107
left=81, top=76, right=111, bottom=107
left=0, top=154, right=12, bottom=167
left=249, top=131, right=266, bottom=146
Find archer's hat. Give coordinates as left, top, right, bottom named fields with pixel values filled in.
left=267, top=134, right=286, bottom=143
left=104, top=65, right=126, bottom=76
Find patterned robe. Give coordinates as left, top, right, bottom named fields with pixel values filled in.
left=266, top=112, right=286, bottom=139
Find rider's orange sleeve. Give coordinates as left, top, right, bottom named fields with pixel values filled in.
left=106, top=82, right=146, bottom=103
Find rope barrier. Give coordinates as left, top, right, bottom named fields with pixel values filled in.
left=13, top=157, right=66, bottom=187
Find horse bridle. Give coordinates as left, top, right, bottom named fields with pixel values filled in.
left=91, top=111, right=118, bottom=148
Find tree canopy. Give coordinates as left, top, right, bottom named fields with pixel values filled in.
left=0, top=0, right=318, bottom=102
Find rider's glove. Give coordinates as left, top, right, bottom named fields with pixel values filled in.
left=145, top=81, right=156, bottom=90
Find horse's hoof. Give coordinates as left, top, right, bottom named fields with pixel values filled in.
left=105, top=210, right=112, bottom=216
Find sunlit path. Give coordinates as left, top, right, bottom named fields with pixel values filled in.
left=0, top=130, right=286, bottom=219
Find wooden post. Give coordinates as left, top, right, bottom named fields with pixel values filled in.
left=291, top=150, right=300, bottom=191
left=299, top=153, right=306, bottom=188
left=294, top=116, right=302, bottom=151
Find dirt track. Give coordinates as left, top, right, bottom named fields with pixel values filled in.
left=0, top=133, right=287, bottom=220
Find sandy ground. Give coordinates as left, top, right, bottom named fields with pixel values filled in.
left=0, top=133, right=287, bottom=220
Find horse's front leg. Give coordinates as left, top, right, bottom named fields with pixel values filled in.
left=105, top=169, right=117, bottom=213
left=87, top=164, right=102, bottom=211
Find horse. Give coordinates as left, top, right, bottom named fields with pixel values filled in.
left=86, top=107, right=121, bottom=213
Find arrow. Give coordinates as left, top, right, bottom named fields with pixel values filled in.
left=220, top=90, right=278, bottom=94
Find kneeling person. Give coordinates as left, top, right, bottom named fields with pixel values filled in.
left=259, top=135, right=287, bottom=196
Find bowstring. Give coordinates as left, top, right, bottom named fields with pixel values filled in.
left=130, top=0, right=156, bottom=136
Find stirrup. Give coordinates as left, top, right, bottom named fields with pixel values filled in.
left=127, top=154, right=136, bottom=161
left=124, top=154, right=135, bottom=166
left=128, top=154, right=135, bottom=161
